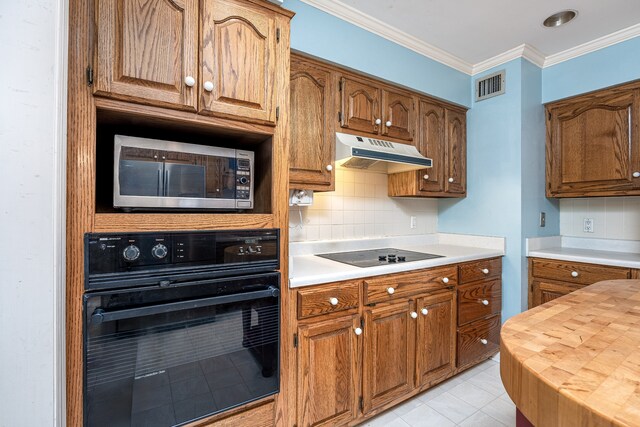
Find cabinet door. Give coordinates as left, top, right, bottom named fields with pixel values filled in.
left=381, top=90, right=415, bottom=141
left=297, top=315, right=360, bottom=427
left=415, top=292, right=456, bottom=387
left=290, top=58, right=334, bottom=190
left=362, top=302, right=414, bottom=414
left=95, top=0, right=198, bottom=109
left=547, top=90, right=640, bottom=196
left=444, top=108, right=467, bottom=194
left=530, top=280, right=582, bottom=308
left=339, top=76, right=381, bottom=135
left=417, top=100, right=445, bottom=193
left=201, top=0, right=277, bottom=124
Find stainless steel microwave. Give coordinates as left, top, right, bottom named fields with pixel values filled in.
left=113, top=135, right=254, bottom=210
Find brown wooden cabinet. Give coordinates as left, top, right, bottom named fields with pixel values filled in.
left=381, top=89, right=415, bottom=141
left=414, top=292, right=456, bottom=388
left=455, top=258, right=502, bottom=369
left=94, top=0, right=199, bottom=110
left=289, top=55, right=335, bottom=191
left=293, top=259, right=499, bottom=426
left=338, top=75, right=415, bottom=142
left=339, top=75, right=381, bottom=135
left=529, top=258, right=631, bottom=308
left=296, top=315, right=360, bottom=427
left=387, top=100, right=467, bottom=198
left=362, top=301, right=414, bottom=414
left=546, top=83, right=640, bottom=197
left=200, top=0, right=278, bottom=124
left=95, top=0, right=283, bottom=124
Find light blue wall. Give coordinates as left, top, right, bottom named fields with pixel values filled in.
left=543, top=36, right=640, bottom=102
left=439, top=59, right=526, bottom=320
left=282, top=0, right=471, bottom=107
left=521, top=60, right=560, bottom=308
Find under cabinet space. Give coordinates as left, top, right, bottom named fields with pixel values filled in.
left=94, top=108, right=274, bottom=216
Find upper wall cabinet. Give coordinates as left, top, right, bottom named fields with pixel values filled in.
left=387, top=99, right=467, bottom=198
left=339, top=76, right=381, bottom=135
left=289, top=55, right=335, bottom=191
left=546, top=83, right=640, bottom=197
left=94, top=0, right=287, bottom=125
left=339, top=75, right=415, bottom=142
left=200, top=0, right=277, bottom=124
left=95, top=0, right=199, bottom=110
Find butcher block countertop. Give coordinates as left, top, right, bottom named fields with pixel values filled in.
left=501, top=280, right=640, bottom=427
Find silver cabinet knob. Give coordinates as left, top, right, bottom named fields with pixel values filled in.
left=203, top=81, right=214, bottom=92
left=442, top=277, right=449, bottom=284
left=326, top=164, right=333, bottom=171
left=410, top=311, right=418, bottom=319
left=482, top=268, right=489, bottom=274
left=448, top=177, right=454, bottom=183
left=634, top=172, right=640, bottom=178
left=375, top=118, right=382, bottom=125
left=387, top=287, right=395, bottom=295
left=184, top=76, right=195, bottom=87
left=329, top=297, right=339, bottom=306
left=386, top=120, right=392, bottom=127
left=354, top=327, right=362, bottom=336
left=480, top=338, right=488, bottom=345
left=481, top=299, right=489, bottom=306
left=421, top=308, right=428, bottom=315
left=423, top=174, right=429, bottom=180
left=571, top=271, right=579, bottom=278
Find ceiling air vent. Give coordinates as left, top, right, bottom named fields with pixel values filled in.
left=475, top=70, right=505, bottom=102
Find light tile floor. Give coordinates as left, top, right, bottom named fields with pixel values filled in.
left=359, top=354, right=515, bottom=427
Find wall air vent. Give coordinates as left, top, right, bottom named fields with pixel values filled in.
left=475, top=70, right=506, bottom=102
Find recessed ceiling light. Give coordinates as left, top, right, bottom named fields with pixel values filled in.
left=543, top=10, right=577, bottom=28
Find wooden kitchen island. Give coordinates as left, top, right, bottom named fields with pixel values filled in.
left=501, top=279, right=640, bottom=427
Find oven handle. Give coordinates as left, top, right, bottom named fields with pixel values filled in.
left=91, top=286, right=280, bottom=324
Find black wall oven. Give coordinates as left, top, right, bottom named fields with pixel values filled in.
left=83, top=229, right=280, bottom=427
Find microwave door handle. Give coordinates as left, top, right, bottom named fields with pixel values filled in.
left=163, top=168, right=170, bottom=197
left=157, top=168, right=162, bottom=197
left=91, top=286, right=280, bottom=324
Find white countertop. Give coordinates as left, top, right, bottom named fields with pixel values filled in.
left=289, top=233, right=505, bottom=288
left=527, top=236, right=640, bottom=269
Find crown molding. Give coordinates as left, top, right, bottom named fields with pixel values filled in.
left=472, top=44, right=546, bottom=75
left=300, top=0, right=640, bottom=75
left=544, top=23, right=640, bottom=67
left=299, top=0, right=473, bottom=74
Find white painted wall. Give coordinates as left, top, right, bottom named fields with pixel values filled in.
left=289, top=167, right=438, bottom=242
left=559, top=197, right=640, bottom=240
left=0, top=1, right=67, bottom=426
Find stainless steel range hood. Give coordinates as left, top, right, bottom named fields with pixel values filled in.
left=335, top=132, right=432, bottom=173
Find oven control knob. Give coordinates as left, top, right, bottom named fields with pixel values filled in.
left=152, top=244, right=168, bottom=259
left=238, top=176, right=249, bottom=185
left=123, top=245, right=140, bottom=262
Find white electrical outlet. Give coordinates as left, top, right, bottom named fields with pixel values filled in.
left=583, top=218, right=594, bottom=233
left=410, top=216, right=417, bottom=229
left=289, top=189, right=314, bottom=206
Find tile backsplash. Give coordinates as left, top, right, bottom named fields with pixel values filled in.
left=559, top=197, right=640, bottom=240
left=289, top=167, right=438, bottom=242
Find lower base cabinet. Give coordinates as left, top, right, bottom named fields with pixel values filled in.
left=362, top=301, right=414, bottom=414
left=361, top=292, right=457, bottom=415
left=297, top=315, right=360, bottom=427
left=294, top=258, right=501, bottom=427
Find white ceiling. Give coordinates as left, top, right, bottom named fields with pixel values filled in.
left=306, top=0, right=640, bottom=72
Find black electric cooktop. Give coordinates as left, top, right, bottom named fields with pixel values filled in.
left=316, top=248, right=444, bottom=268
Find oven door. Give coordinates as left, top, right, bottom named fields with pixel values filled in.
left=83, top=273, right=280, bottom=427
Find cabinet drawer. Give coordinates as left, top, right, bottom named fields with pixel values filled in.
left=457, top=315, right=500, bottom=368
left=458, top=279, right=501, bottom=326
left=459, top=258, right=502, bottom=284
left=531, top=259, right=630, bottom=285
left=297, top=281, right=360, bottom=319
left=364, top=266, right=457, bottom=305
